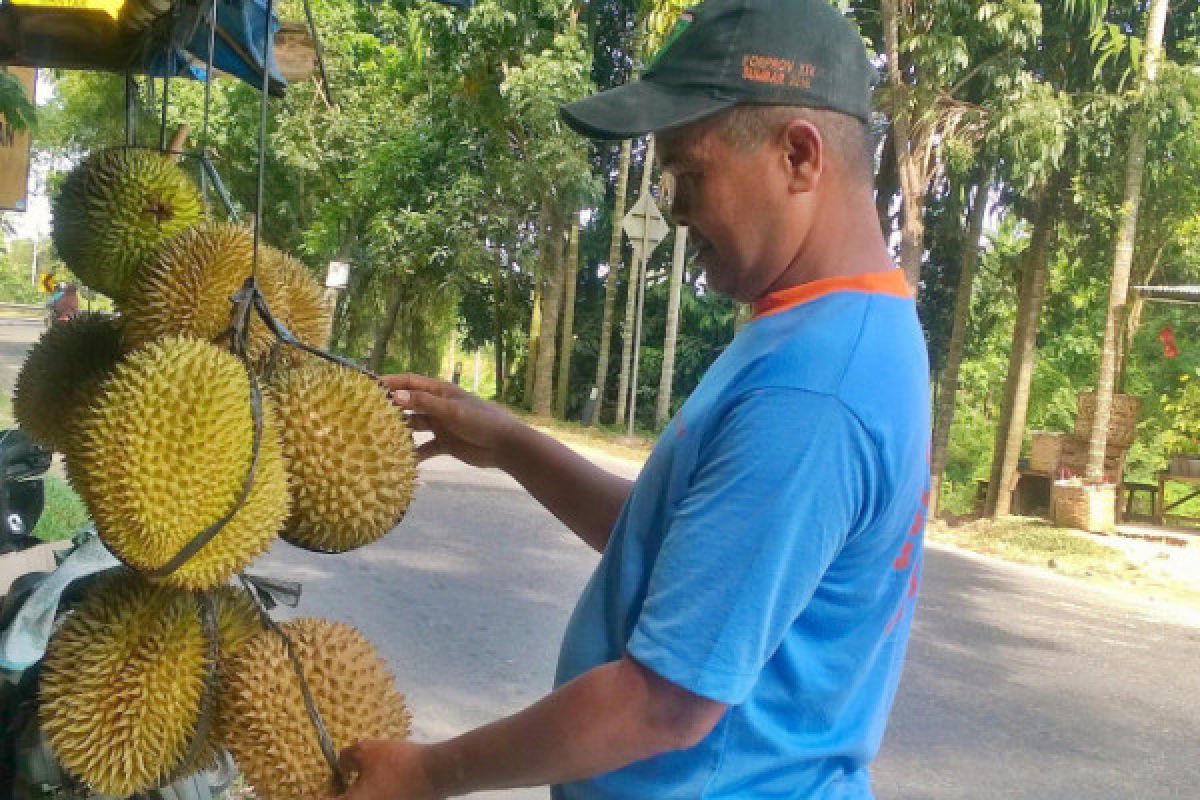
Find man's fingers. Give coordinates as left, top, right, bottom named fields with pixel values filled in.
left=404, top=413, right=433, bottom=433
left=391, top=389, right=455, bottom=420
left=337, top=743, right=362, bottom=778
left=380, top=373, right=460, bottom=397
left=415, top=439, right=442, bottom=462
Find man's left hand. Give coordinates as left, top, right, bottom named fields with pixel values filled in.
left=335, top=739, right=443, bottom=800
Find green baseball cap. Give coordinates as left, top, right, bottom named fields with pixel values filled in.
left=561, top=0, right=877, bottom=140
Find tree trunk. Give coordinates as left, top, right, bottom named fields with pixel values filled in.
left=589, top=139, right=632, bottom=425
left=492, top=258, right=507, bottom=401
left=368, top=275, right=406, bottom=373
left=524, top=283, right=542, bottom=410
left=875, top=124, right=898, bottom=234
left=655, top=225, right=688, bottom=429
left=1087, top=0, right=1169, bottom=479
left=555, top=216, right=582, bottom=419
left=1117, top=244, right=1164, bottom=393
left=882, top=0, right=924, bottom=291
left=930, top=176, right=989, bottom=518
left=986, top=179, right=1061, bottom=517
left=615, top=135, right=655, bottom=426
left=534, top=221, right=566, bottom=417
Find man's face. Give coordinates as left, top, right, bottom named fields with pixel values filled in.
left=657, top=120, right=802, bottom=302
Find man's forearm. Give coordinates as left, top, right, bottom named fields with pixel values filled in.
left=496, top=424, right=633, bottom=553
left=420, top=659, right=692, bottom=796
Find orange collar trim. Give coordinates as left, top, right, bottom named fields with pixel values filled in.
left=752, top=270, right=912, bottom=320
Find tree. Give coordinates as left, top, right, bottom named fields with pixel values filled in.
left=590, top=138, right=632, bottom=424
left=556, top=214, right=582, bottom=417
left=1086, top=0, right=1172, bottom=480
left=655, top=224, right=687, bottom=429
left=929, top=173, right=988, bottom=518
left=878, top=0, right=1037, bottom=290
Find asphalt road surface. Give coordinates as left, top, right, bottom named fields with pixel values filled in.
left=2, top=320, right=1197, bottom=799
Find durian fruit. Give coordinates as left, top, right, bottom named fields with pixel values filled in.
left=52, top=148, right=203, bottom=302
left=270, top=362, right=416, bottom=552
left=263, top=245, right=333, bottom=363
left=39, top=573, right=263, bottom=796
left=219, top=618, right=412, bottom=800
left=73, top=336, right=290, bottom=589
left=121, top=223, right=290, bottom=367
left=12, top=312, right=124, bottom=452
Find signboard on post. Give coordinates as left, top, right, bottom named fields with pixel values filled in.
left=620, top=193, right=670, bottom=435
left=0, top=68, right=36, bottom=212
left=325, top=260, right=350, bottom=289
left=621, top=192, right=669, bottom=261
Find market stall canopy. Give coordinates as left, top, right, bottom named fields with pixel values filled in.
left=1135, top=285, right=1200, bottom=304
left=0, top=0, right=288, bottom=93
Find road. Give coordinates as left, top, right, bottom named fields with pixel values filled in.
left=2, top=319, right=1198, bottom=799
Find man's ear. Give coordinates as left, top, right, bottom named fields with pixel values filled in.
left=781, top=118, right=823, bottom=194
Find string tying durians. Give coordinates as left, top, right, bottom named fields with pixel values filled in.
left=70, top=336, right=289, bottom=590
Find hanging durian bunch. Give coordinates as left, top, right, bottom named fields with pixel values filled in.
left=18, top=146, right=421, bottom=798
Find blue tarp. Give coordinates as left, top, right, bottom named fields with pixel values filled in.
left=147, top=0, right=287, bottom=93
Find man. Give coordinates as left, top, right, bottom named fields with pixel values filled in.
left=338, top=0, right=929, bottom=797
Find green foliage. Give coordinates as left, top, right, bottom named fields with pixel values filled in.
left=0, top=68, right=35, bottom=133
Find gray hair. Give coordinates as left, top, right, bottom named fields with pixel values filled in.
left=712, top=104, right=874, bottom=185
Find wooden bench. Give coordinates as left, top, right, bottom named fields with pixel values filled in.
left=1120, top=481, right=1158, bottom=521
left=1155, top=471, right=1200, bottom=525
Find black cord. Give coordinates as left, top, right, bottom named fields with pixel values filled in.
left=237, top=573, right=348, bottom=792
left=253, top=0, right=276, bottom=278
left=158, top=3, right=174, bottom=152
left=200, top=0, right=218, bottom=206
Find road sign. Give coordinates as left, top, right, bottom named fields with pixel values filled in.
left=621, top=193, right=669, bottom=260
left=38, top=273, right=57, bottom=294
left=325, top=260, right=350, bottom=289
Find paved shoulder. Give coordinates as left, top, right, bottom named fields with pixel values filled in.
left=875, top=545, right=1200, bottom=799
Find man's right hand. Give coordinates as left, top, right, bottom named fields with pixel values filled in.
left=380, top=374, right=521, bottom=468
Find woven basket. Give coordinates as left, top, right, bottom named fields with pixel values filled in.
left=1030, top=432, right=1066, bottom=475
left=1058, top=434, right=1125, bottom=481
left=1051, top=482, right=1116, bottom=533
left=1074, top=392, right=1141, bottom=448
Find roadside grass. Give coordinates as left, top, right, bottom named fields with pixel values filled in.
left=513, top=410, right=655, bottom=463
left=928, top=516, right=1200, bottom=610
left=0, top=391, right=91, bottom=542
left=34, top=475, right=90, bottom=542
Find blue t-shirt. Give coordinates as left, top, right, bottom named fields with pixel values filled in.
left=553, top=270, right=930, bottom=799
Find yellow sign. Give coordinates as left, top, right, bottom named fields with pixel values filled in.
left=0, top=68, right=34, bottom=212
left=8, top=0, right=125, bottom=19
left=39, top=273, right=57, bottom=294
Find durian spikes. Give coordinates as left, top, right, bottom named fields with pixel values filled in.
left=40, top=574, right=263, bottom=796
left=271, top=362, right=416, bottom=552
left=73, top=337, right=290, bottom=589
left=263, top=246, right=333, bottom=365
left=220, top=618, right=412, bottom=800
left=13, top=312, right=124, bottom=452
left=121, top=223, right=290, bottom=367
left=52, top=148, right=203, bottom=302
